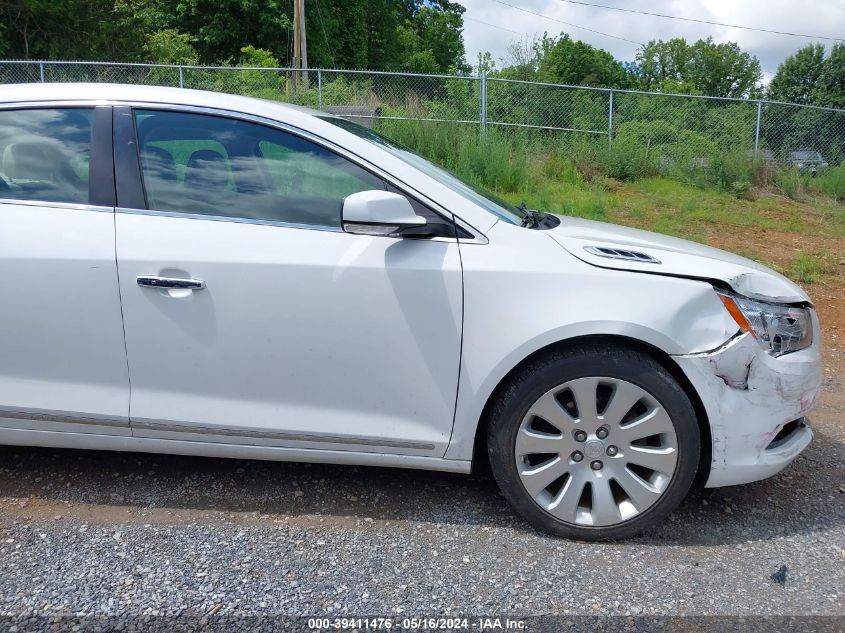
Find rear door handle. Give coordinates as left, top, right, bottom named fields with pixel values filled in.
left=137, top=275, right=206, bottom=290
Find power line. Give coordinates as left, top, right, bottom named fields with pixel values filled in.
left=465, top=16, right=521, bottom=35
left=554, top=0, right=845, bottom=42
left=491, top=0, right=643, bottom=45
left=462, top=13, right=781, bottom=75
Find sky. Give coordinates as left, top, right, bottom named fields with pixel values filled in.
left=460, top=0, right=845, bottom=81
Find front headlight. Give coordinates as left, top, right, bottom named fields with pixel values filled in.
left=717, top=291, right=813, bottom=357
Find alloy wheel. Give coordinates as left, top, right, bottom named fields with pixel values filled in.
left=514, top=377, right=678, bottom=527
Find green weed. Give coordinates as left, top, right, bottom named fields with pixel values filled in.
left=368, top=120, right=844, bottom=262
left=788, top=252, right=839, bottom=284
left=813, top=163, right=845, bottom=201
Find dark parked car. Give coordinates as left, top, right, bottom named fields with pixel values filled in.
left=787, top=149, right=828, bottom=175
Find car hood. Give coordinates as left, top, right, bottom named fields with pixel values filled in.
left=548, top=217, right=809, bottom=304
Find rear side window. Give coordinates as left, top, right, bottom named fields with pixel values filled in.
left=0, top=108, right=93, bottom=205
left=133, top=109, right=385, bottom=228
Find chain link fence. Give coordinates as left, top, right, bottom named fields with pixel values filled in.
left=1, top=60, right=844, bottom=166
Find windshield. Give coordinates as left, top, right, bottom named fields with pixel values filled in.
left=791, top=151, right=822, bottom=160
left=318, top=116, right=526, bottom=225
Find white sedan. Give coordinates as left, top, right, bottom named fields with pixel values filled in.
left=0, top=84, right=821, bottom=539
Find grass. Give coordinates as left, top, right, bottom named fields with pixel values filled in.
left=767, top=162, right=845, bottom=203
left=814, top=163, right=845, bottom=201
left=374, top=120, right=845, bottom=287
left=788, top=252, right=841, bottom=284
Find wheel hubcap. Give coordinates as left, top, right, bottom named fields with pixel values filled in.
left=584, top=439, right=604, bottom=459
left=514, top=377, right=678, bottom=527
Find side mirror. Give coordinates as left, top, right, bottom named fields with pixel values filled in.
left=342, top=190, right=427, bottom=237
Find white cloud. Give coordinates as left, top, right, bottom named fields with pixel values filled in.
left=461, top=0, right=845, bottom=79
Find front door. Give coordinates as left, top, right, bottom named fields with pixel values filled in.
left=114, top=107, right=462, bottom=456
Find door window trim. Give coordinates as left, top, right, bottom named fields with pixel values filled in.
left=0, top=102, right=114, bottom=211
left=0, top=197, right=112, bottom=213
left=115, top=205, right=342, bottom=233
left=111, top=101, right=483, bottom=242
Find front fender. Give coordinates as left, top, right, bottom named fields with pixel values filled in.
left=445, top=225, right=737, bottom=462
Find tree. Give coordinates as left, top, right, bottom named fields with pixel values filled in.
left=539, top=34, right=629, bottom=88
left=173, top=0, right=292, bottom=65
left=234, top=46, right=283, bottom=96
left=634, top=38, right=695, bottom=92
left=0, top=0, right=471, bottom=73
left=814, top=43, right=845, bottom=108
left=768, top=43, right=845, bottom=108
left=495, top=33, right=553, bottom=80
left=411, top=1, right=467, bottom=72
left=687, top=38, right=762, bottom=98
left=364, top=0, right=404, bottom=71
left=0, top=17, right=9, bottom=57
left=635, top=37, right=762, bottom=98
left=767, top=44, right=825, bottom=104
left=0, top=0, right=164, bottom=61
left=475, top=51, right=495, bottom=75
left=144, top=29, right=198, bottom=65
left=316, top=0, right=368, bottom=69
left=238, top=45, right=279, bottom=68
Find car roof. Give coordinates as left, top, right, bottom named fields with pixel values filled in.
left=0, top=82, right=328, bottom=124
left=0, top=82, right=382, bottom=169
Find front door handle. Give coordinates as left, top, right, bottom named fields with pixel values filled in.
left=137, top=275, right=206, bottom=290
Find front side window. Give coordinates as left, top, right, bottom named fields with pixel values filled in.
left=134, top=110, right=385, bottom=228
left=0, top=108, right=93, bottom=205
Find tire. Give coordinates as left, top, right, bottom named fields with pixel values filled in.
left=487, top=342, right=700, bottom=540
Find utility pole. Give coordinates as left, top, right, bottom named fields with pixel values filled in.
left=292, top=0, right=300, bottom=91
left=299, top=0, right=308, bottom=85
left=291, top=0, right=308, bottom=90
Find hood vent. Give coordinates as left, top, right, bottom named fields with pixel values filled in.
left=584, top=246, right=661, bottom=264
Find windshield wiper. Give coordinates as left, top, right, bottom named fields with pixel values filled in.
left=518, top=202, right=544, bottom=228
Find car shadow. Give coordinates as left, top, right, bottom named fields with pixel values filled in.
left=0, top=428, right=842, bottom=546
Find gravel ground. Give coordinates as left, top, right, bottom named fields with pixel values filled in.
left=0, top=368, right=843, bottom=631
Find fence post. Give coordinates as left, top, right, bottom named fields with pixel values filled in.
left=754, top=100, right=762, bottom=156
left=39, top=62, right=45, bottom=83
left=480, top=72, right=487, bottom=134
left=178, top=66, right=184, bottom=88
left=608, top=89, right=614, bottom=145
left=317, top=69, right=322, bottom=110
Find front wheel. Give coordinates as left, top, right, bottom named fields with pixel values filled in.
left=487, top=343, right=700, bottom=540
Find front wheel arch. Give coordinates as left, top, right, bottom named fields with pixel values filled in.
left=471, top=335, right=711, bottom=486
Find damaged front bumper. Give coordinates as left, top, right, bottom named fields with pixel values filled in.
left=672, top=321, right=821, bottom=488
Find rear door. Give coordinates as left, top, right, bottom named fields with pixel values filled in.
left=0, top=105, right=130, bottom=434
left=113, top=106, right=463, bottom=456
